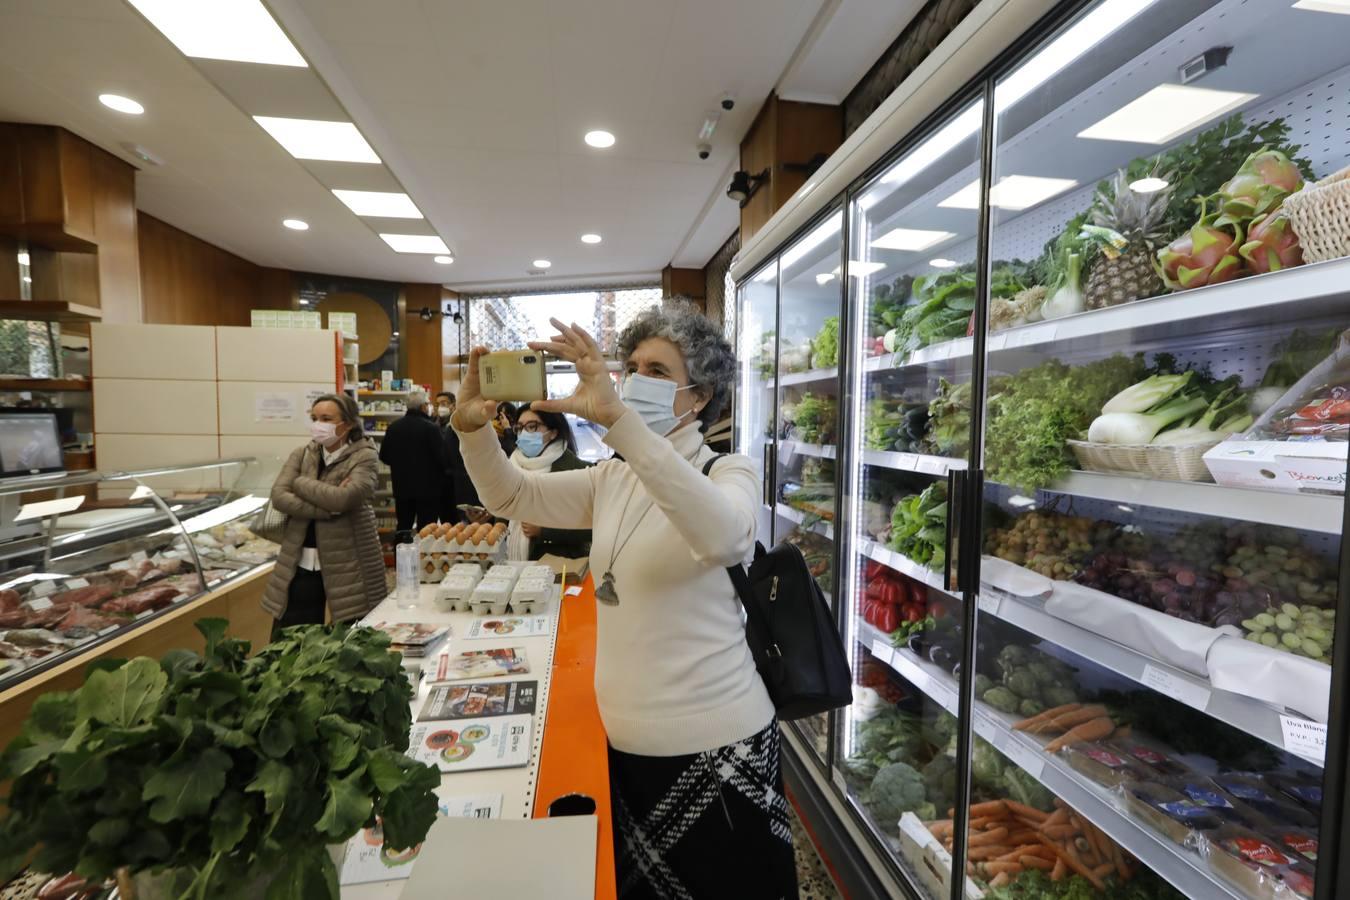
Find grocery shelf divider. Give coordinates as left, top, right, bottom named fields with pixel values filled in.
left=778, top=365, right=840, bottom=388
left=857, top=621, right=1243, bottom=900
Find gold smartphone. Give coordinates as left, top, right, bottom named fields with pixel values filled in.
left=478, top=350, right=548, bottom=402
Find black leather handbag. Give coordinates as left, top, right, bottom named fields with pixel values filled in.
left=703, top=457, right=853, bottom=721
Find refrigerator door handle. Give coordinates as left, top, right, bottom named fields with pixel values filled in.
left=944, top=469, right=965, bottom=593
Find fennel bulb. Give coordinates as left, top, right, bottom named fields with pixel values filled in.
left=1249, top=385, right=1286, bottom=416
left=1088, top=394, right=1208, bottom=444
left=1101, top=372, right=1194, bottom=414
left=1041, top=252, right=1084, bottom=320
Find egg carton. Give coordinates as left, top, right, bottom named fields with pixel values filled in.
left=434, top=573, right=480, bottom=613
left=511, top=577, right=555, bottom=614
left=419, top=552, right=459, bottom=583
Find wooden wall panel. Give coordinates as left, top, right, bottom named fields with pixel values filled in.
left=91, top=147, right=141, bottom=323
left=737, top=96, right=843, bottom=245
left=138, top=212, right=293, bottom=326
left=402, top=282, right=443, bottom=392
left=738, top=96, right=777, bottom=244
left=661, top=265, right=706, bottom=302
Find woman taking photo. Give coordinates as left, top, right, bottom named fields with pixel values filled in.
left=507, top=403, right=592, bottom=562
left=453, top=304, right=794, bottom=899
left=261, top=393, right=387, bottom=635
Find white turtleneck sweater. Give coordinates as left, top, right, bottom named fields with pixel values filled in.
left=455, top=410, right=774, bottom=756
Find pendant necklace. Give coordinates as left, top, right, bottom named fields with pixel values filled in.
left=596, top=480, right=653, bottom=607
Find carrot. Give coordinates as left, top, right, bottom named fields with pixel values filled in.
left=969, top=816, right=999, bottom=831
left=1040, top=836, right=1107, bottom=891
left=1093, top=862, right=1116, bottom=878
left=1110, top=841, right=1130, bottom=880
left=989, top=872, right=1011, bottom=888
left=968, top=846, right=1011, bottom=861
left=1051, top=857, right=1067, bottom=881
left=1041, top=824, right=1078, bottom=840
left=1081, top=818, right=1111, bottom=865
left=969, top=827, right=1009, bottom=847
left=1013, top=702, right=1081, bottom=731
left=1006, top=830, right=1041, bottom=845
left=1044, top=807, right=1071, bottom=828
left=1020, top=855, right=1054, bottom=871
left=970, top=800, right=1009, bottom=818
left=995, top=845, right=1041, bottom=862
left=981, top=862, right=1023, bottom=876
left=1041, top=704, right=1109, bottom=733
left=1045, top=717, right=1116, bottom=753
left=1003, top=800, right=1048, bottom=822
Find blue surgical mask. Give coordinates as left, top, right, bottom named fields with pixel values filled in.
left=620, top=372, right=696, bottom=436
left=516, top=431, right=547, bottom=458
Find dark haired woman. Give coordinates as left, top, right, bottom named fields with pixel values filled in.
left=507, top=402, right=592, bottom=561
left=260, top=392, right=386, bottom=635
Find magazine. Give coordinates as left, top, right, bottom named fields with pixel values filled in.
left=408, top=680, right=539, bottom=773
left=429, top=646, right=529, bottom=682
left=367, top=621, right=450, bottom=657
left=338, top=789, right=503, bottom=885
left=418, top=680, right=538, bottom=722
left=463, top=614, right=552, bottom=640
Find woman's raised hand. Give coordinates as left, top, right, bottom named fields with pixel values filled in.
left=451, top=346, right=500, bottom=432
left=529, top=319, right=627, bottom=428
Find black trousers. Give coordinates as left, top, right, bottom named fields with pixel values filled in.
left=272, top=567, right=326, bottom=640
left=395, top=494, right=442, bottom=532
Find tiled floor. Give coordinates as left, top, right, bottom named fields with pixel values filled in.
left=792, top=806, right=843, bottom=900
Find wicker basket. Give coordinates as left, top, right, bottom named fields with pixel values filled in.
left=1285, top=165, right=1350, bottom=264
left=1068, top=438, right=1220, bottom=482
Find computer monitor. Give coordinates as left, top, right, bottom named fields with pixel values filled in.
left=0, top=411, right=64, bottom=478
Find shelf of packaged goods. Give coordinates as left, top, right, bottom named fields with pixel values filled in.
left=777, top=366, right=839, bottom=388
left=861, top=629, right=1243, bottom=900
left=1038, top=471, right=1344, bottom=535
left=357, top=390, right=410, bottom=397
left=861, top=538, right=946, bottom=592
left=979, top=586, right=1322, bottom=765
left=0, top=378, right=91, bottom=392
left=779, top=440, right=837, bottom=460
left=359, top=409, right=405, bottom=418
left=865, top=257, right=1350, bottom=376
left=774, top=503, right=835, bottom=540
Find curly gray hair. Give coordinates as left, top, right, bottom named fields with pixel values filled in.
left=616, top=300, right=735, bottom=429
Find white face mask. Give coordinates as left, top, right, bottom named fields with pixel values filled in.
left=436, top=405, right=451, bottom=418
left=309, top=420, right=339, bottom=445
left=620, top=372, right=696, bottom=436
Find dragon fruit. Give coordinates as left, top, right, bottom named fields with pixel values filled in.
left=1216, top=149, right=1305, bottom=223
left=1156, top=199, right=1245, bottom=290
left=1240, top=206, right=1304, bottom=274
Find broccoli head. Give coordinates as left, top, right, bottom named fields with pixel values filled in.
left=971, top=738, right=1005, bottom=791
left=922, top=754, right=957, bottom=807
left=865, top=762, right=927, bottom=825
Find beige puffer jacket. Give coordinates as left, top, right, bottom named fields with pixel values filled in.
left=261, top=437, right=388, bottom=623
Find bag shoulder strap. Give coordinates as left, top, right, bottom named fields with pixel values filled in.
left=701, top=455, right=781, bottom=661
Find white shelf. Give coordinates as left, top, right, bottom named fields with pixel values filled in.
left=774, top=503, right=835, bottom=540
left=861, top=631, right=1242, bottom=900
left=861, top=539, right=946, bottom=591
left=779, top=440, right=837, bottom=460
left=864, top=449, right=965, bottom=476
left=778, top=366, right=839, bottom=387
left=867, top=257, right=1350, bottom=375
left=1043, top=471, right=1345, bottom=535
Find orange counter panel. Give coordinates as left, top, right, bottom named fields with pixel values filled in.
left=533, top=577, right=616, bottom=900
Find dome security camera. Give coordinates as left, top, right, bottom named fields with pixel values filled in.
left=721, top=94, right=735, bottom=111
left=697, top=143, right=712, bottom=160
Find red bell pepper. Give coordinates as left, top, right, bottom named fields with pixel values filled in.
left=879, top=604, right=899, bottom=634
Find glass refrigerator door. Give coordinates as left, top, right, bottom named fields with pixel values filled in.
left=958, top=3, right=1350, bottom=899
left=736, top=260, right=779, bottom=546
left=774, top=209, right=845, bottom=764
left=832, top=97, right=985, bottom=895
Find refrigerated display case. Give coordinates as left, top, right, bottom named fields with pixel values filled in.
left=733, top=1, right=1350, bottom=897
left=0, top=457, right=277, bottom=690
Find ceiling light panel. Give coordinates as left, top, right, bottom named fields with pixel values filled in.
left=380, top=234, right=450, bottom=254
left=128, top=0, right=306, bottom=66
left=99, top=94, right=144, bottom=115
left=833, top=261, right=888, bottom=277
left=870, top=228, right=955, bottom=252
left=940, top=175, right=1078, bottom=211
left=254, top=116, right=380, bottom=163
left=332, top=190, right=422, bottom=218
left=1077, top=84, right=1258, bottom=144
left=1293, top=0, right=1350, bottom=12
left=584, top=130, right=616, bottom=148
left=580, top=233, right=602, bottom=244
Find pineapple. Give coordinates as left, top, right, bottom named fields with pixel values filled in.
left=1082, top=168, right=1175, bottom=309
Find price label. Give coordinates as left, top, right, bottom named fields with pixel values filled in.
left=131, top=551, right=149, bottom=564
left=1280, top=716, right=1327, bottom=764
left=26, top=597, right=54, bottom=612
left=988, top=333, right=1009, bottom=352
left=916, top=456, right=946, bottom=476
left=973, top=707, right=1000, bottom=743
left=978, top=593, right=1001, bottom=616
left=927, top=677, right=957, bottom=713
left=135, top=609, right=157, bottom=620
left=1141, top=664, right=1211, bottom=711
left=947, top=337, right=974, bottom=360
left=999, top=734, right=1046, bottom=779
left=14, top=496, right=85, bottom=522
left=564, top=586, right=583, bottom=597
left=871, top=639, right=893, bottom=666
left=64, top=578, right=90, bottom=590
left=30, top=580, right=56, bottom=598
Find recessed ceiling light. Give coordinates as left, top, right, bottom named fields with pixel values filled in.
left=580, top=233, right=602, bottom=244
left=99, top=94, right=144, bottom=115
left=16, top=252, right=30, bottom=266
left=870, top=228, right=955, bottom=252
left=253, top=116, right=380, bottom=163
left=1077, top=84, right=1258, bottom=144
left=1293, top=0, right=1350, bottom=12
left=127, top=0, right=306, bottom=66
left=584, top=130, right=615, bottom=149
left=380, top=233, right=450, bottom=254
left=533, top=259, right=553, bottom=269
left=940, top=175, right=1078, bottom=211
left=929, top=258, right=959, bottom=269
left=433, top=255, right=454, bottom=265
left=332, top=189, right=422, bottom=219
left=282, top=218, right=308, bottom=230
left=880, top=103, right=983, bottom=188
left=832, top=261, right=888, bottom=278
left=1129, top=176, right=1170, bottom=193
left=815, top=273, right=836, bottom=285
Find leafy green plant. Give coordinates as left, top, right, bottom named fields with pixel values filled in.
left=810, top=316, right=841, bottom=368
left=0, top=621, right=440, bottom=899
